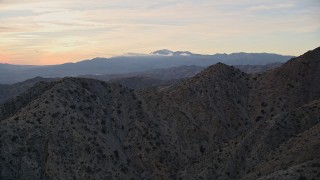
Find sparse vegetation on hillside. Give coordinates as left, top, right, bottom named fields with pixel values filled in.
left=0, top=47, right=319, bottom=179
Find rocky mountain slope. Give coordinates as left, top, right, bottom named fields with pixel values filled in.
left=0, top=47, right=318, bottom=179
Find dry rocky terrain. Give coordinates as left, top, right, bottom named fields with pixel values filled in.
left=0, top=47, right=319, bottom=179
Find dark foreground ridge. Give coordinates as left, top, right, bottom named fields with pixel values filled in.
left=0, top=47, right=319, bottom=179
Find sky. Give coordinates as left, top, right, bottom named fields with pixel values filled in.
left=0, top=0, right=319, bottom=65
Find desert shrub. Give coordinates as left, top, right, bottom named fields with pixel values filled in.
left=298, top=175, right=307, bottom=180
left=255, top=116, right=262, bottom=122
left=199, top=145, right=205, bottom=154
left=102, top=128, right=106, bottom=134
left=114, top=150, right=119, bottom=160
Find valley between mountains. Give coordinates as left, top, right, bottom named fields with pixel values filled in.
left=0, top=47, right=319, bottom=179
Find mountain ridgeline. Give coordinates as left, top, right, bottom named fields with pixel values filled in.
left=0, top=47, right=319, bottom=179
left=0, top=51, right=292, bottom=84
left=0, top=63, right=283, bottom=104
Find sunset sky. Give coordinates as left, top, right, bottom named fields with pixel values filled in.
left=0, top=0, right=319, bottom=65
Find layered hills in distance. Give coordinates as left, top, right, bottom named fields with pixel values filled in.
left=0, top=63, right=282, bottom=103
left=0, top=47, right=319, bottom=179
left=0, top=50, right=292, bottom=84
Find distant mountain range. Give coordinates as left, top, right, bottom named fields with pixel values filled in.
left=0, top=47, right=319, bottom=179
left=151, top=49, right=196, bottom=56
left=0, top=50, right=293, bottom=84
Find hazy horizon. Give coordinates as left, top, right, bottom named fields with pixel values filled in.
left=0, top=49, right=296, bottom=66
left=0, top=0, right=319, bottom=65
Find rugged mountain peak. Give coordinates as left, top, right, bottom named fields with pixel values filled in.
left=176, top=61, right=249, bottom=96
left=208, top=62, right=238, bottom=71
left=193, top=62, right=245, bottom=80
